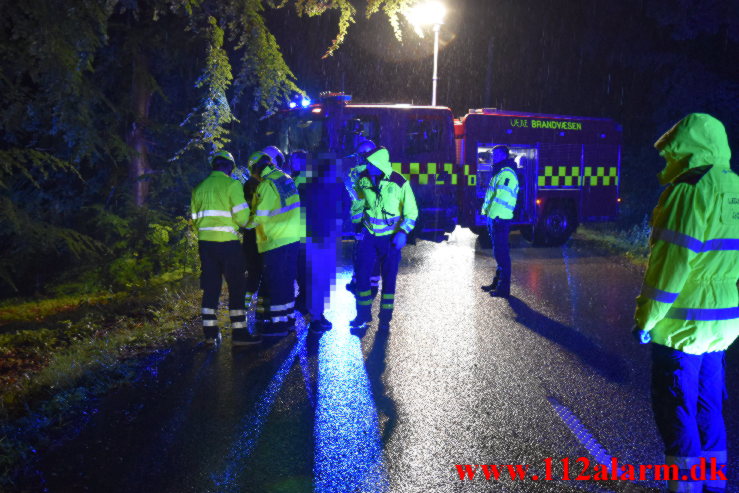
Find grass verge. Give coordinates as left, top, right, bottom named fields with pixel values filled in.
left=575, top=221, right=651, bottom=270
left=0, top=277, right=202, bottom=487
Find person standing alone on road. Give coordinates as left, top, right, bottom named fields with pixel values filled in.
left=191, top=151, right=260, bottom=345
left=632, top=113, right=739, bottom=493
left=480, top=145, right=519, bottom=298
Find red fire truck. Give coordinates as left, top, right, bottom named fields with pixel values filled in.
left=262, top=93, right=622, bottom=245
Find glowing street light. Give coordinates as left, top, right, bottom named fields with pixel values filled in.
left=407, top=1, right=447, bottom=106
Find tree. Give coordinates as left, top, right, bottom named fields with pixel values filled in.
left=0, top=0, right=419, bottom=294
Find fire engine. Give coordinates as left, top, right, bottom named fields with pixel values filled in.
left=261, top=93, right=622, bottom=246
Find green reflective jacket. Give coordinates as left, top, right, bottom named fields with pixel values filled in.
left=247, top=165, right=304, bottom=253
left=351, top=148, right=418, bottom=236
left=634, top=113, right=739, bottom=354
left=191, top=171, right=250, bottom=242
left=481, top=165, right=519, bottom=220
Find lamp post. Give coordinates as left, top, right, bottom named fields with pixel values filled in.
left=407, top=1, right=446, bottom=106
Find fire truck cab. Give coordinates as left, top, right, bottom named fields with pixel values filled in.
left=261, top=93, right=622, bottom=246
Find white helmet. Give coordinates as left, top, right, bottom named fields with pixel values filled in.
left=262, top=146, right=285, bottom=169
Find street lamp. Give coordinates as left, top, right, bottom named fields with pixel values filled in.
left=407, top=1, right=447, bottom=106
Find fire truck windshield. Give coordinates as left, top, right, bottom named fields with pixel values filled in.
left=265, top=111, right=326, bottom=154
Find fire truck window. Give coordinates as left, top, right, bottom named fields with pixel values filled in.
left=404, top=118, right=444, bottom=157
left=277, top=115, right=326, bottom=153
left=340, top=117, right=380, bottom=153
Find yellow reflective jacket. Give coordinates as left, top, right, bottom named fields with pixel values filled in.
left=191, top=171, right=250, bottom=242
left=481, top=165, right=519, bottom=220
left=634, top=113, right=739, bottom=354
left=247, top=165, right=304, bottom=253
left=351, top=148, right=418, bottom=236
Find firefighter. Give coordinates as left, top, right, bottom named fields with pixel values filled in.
left=350, top=146, right=418, bottom=331
left=632, top=113, right=739, bottom=493
left=344, top=139, right=382, bottom=297
left=190, top=150, right=261, bottom=346
left=246, top=149, right=304, bottom=337
left=480, top=145, right=519, bottom=298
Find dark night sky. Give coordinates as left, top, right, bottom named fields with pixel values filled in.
left=266, top=0, right=736, bottom=138
left=264, top=0, right=738, bottom=221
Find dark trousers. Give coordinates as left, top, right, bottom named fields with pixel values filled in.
left=350, top=235, right=382, bottom=295
left=243, top=229, right=262, bottom=297
left=198, top=240, right=246, bottom=329
left=355, top=234, right=401, bottom=322
left=487, top=217, right=511, bottom=284
left=259, top=242, right=299, bottom=332
left=651, top=344, right=727, bottom=492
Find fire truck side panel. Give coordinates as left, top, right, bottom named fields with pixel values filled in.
left=458, top=112, right=622, bottom=239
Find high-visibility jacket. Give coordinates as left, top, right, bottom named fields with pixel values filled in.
left=481, top=164, right=519, bottom=220
left=634, top=113, right=739, bottom=354
left=191, top=171, right=250, bottom=242
left=351, top=148, right=418, bottom=236
left=247, top=165, right=304, bottom=253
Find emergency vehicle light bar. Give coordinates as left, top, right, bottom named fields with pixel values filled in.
left=319, top=92, right=352, bottom=103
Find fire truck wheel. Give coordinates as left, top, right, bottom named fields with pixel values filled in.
left=534, top=204, right=577, bottom=246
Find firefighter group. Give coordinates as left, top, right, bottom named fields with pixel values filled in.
left=190, top=113, right=738, bottom=493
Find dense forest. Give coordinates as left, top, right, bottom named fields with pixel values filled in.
left=1, top=0, right=736, bottom=298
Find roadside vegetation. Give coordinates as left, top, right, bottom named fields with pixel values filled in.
left=576, top=217, right=652, bottom=269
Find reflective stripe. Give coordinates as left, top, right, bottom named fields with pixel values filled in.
left=497, top=184, right=518, bottom=196
left=493, top=197, right=515, bottom=211
left=641, top=284, right=679, bottom=304
left=270, top=301, right=295, bottom=311
left=358, top=290, right=372, bottom=297
left=199, top=226, right=237, bottom=234
left=287, top=311, right=296, bottom=319
left=201, top=308, right=216, bottom=315
left=382, top=293, right=394, bottom=300
left=192, top=210, right=231, bottom=220
left=366, top=216, right=400, bottom=225
left=254, top=201, right=300, bottom=217
left=256, top=306, right=265, bottom=313
left=358, top=300, right=373, bottom=306
left=703, top=238, right=739, bottom=251
left=202, top=319, right=218, bottom=327
left=229, top=309, right=246, bottom=317
left=232, top=202, right=249, bottom=214
left=381, top=303, right=394, bottom=309
left=371, top=224, right=397, bottom=234
left=665, top=455, right=702, bottom=493
left=654, top=228, right=739, bottom=253
left=271, top=315, right=289, bottom=323
left=702, top=450, right=728, bottom=490
left=666, top=306, right=739, bottom=321
left=351, top=213, right=363, bottom=221
left=231, top=321, right=247, bottom=329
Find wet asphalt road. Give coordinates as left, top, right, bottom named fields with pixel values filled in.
left=18, top=229, right=739, bottom=493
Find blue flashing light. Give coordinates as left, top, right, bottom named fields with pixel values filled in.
left=289, top=102, right=297, bottom=109
left=301, top=97, right=311, bottom=108
left=506, top=129, right=513, bottom=134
